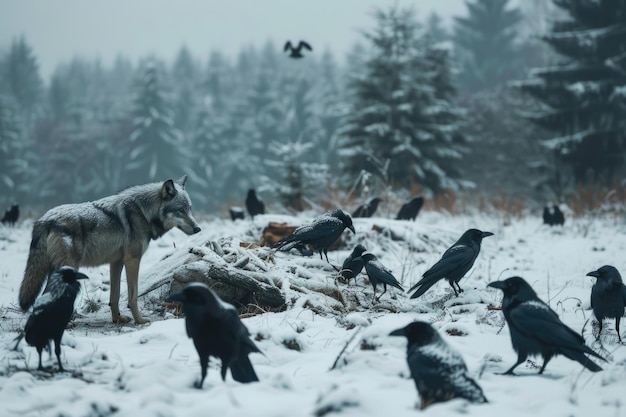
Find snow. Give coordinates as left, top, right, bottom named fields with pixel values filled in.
left=1, top=210, right=626, bottom=416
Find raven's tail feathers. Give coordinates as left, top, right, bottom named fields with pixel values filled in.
left=230, top=355, right=259, bottom=383
left=409, top=278, right=437, bottom=299
left=561, top=348, right=604, bottom=372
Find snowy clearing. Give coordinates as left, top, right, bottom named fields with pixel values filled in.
left=0, top=210, right=625, bottom=417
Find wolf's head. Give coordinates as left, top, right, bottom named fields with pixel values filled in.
left=160, top=175, right=201, bottom=235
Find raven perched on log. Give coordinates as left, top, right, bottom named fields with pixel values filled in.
left=273, top=209, right=355, bottom=262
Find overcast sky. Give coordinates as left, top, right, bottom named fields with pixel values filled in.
left=0, top=0, right=474, bottom=81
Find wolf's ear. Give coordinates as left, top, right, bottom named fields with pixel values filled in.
left=176, top=175, right=188, bottom=189
left=162, top=179, right=177, bottom=199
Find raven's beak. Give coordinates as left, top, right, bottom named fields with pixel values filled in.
left=348, top=225, right=356, bottom=234
left=481, top=231, right=494, bottom=238
left=586, top=270, right=600, bottom=278
left=487, top=281, right=505, bottom=290
left=166, top=291, right=186, bottom=303
left=76, top=272, right=89, bottom=280
left=389, top=327, right=405, bottom=337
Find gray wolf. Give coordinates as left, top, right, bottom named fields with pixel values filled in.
left=19, top=176, right=201, bottom=324
left=24, top=266, right=88, bottom=371
left=166, top=283, right=261, bottom=388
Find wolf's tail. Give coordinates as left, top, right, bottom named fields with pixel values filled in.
left=19, top=222, right=51, bottom=311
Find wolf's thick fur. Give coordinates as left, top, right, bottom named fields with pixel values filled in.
left=19, top=176, right=201, bottom=324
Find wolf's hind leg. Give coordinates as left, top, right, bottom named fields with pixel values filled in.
left=125, top=257, right=149, bottom=324
left=109, top=260, right=130, bottom=324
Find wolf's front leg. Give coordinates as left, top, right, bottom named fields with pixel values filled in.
left=109, top=260, right=131, bottom=324
left=125, top=257, right=150, bottom=324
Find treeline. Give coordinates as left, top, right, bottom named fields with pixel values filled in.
left=0, top=0, right=624, bottom=213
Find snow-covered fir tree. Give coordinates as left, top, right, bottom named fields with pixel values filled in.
left=516, top=0, right=626, bottom=184
left=338, top=6, right=469, bottom=194
left=453, top=0, right=523, bottom=92
left=127, top=60, right=190, bottom=183
left=0, top=36, right=42, bottom=127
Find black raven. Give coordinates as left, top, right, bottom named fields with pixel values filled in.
left=390, top=321, right=487, bottom=409
left=1, top=203, right=19, bottom=225
left=229, top=207, right=245, bottom=221
left=361, top=252, right=404, bottom=300
left=338, top=244, right=367, bottom=284
left=245, top=189, right=265, bottom=219
left=273, top=209, right=355, bottom=262
left=552, top=205, right=565, bottom=226
left=587, top=265, right=626, bottom=343
left=284, top=40, right=312, bottom=58
left=409, top=229, right=493, bottom=299
left=488, top=276, right=606, bottom=374
left=352, top=197, right=382, bottom=218
left=542, top=206, right=552, bottom=225
left=396, top=197, right=424, bottom=221
left=24, top=266, right=88, bottom=371
left=166, top=283, right=262, bottom=388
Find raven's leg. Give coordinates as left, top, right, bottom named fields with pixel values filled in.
left=616, top=317, right=622, bottom=343
left=324, top=249, right=330, bottom=263
left=53, top=335, right=64, bottom=372
left=538, top=355, right=553, bottom=374
left=376, top=284, right=387, bottom=301
left=449, top=280, right=459, bottom=296
left=196, top=355, right=208, bottom=389
left=36, top=346, right=44, bottom=370
left=502, top=352, right=527, bottom=375
left=455, top=281, right=464, bottom=294
left=596, top=319, right=603, bottom=341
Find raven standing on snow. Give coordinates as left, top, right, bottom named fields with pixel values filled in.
left=396, top=196, right=424, bottom=221
left=24, top=266, right=88, bottom=371
left=338, top=244, right=367, bottom=284
left=245, top=189, right=265, bottom=219
left=352, top=197, right=382, bottom=218
left=167, top=283, right=262, bottom=388
left=361, top=252, right=404, bottom=300
left=587, top=265, right=626, bottom=343
left=284, top=40, right=312, bottom=58
left=390, top=321, right=487, bottom=409
left=488, top=276, right=606, bottom=374
left=409, top=229, right=493, bottom=299
left=273, top=209, right=355, bottom=262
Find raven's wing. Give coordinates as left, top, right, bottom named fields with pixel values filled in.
left=299, top=41, right=312, bottom=51
left=365, top=259, right=404, bottom=291
left=409, top=245, right=475, bottom=297
left=510, top=301, right=606, bottom=362
left=284, top=41, right=293, bottom=52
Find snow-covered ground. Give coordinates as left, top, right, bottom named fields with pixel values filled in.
left=0, top=209, right=625, bottom=417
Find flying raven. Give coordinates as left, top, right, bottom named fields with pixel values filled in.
left=284, top=41, right=312, bottom=58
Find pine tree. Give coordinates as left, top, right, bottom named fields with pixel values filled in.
left=0, top=36, right=43, bottom=126
left=0, top=96, right=26, bottom=204
left=516, top=0, right=626, bottom=184
left=425, top=12, right=449, bottom=43
left=171, top=46, right=199, bottom=134
left=453, top=0, right=523, bottom=92
left=339, top=6, right=469, bottom=193
left=127, top=60, right=189, bottom=183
